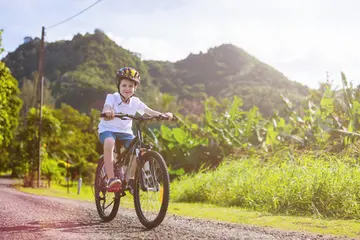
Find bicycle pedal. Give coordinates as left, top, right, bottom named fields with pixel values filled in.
left=107, top=183, right=121, bottom=192
left=107, top=187, right=121, bottom=192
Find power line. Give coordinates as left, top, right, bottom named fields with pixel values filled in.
left=46, top=0, right=104, bottom=30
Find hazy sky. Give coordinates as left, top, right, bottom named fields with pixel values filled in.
left=1, top=0, right=359, bottom=89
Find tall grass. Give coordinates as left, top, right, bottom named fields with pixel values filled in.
left=170, top=151, right=360, bottom=219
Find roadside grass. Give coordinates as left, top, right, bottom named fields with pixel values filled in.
left=170, top=154, right=360, bottom=220
left=14, top=182, right=360, bottom=239
left=0, top=170, right=12, bottom=177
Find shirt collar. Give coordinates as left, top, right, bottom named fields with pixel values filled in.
left=115, top=92, right=131, bottom=106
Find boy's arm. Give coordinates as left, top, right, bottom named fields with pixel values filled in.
left=102, top=104, right=114, bottom=120
left=144, top=106, right=162, bottom=116
left=103, top=104, right=112, bottom=112
left=144, top=106, right=173, bottom=120
left=102, top=94, right=115, bottom=120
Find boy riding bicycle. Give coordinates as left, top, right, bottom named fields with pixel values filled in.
left=98, top=67, right=173, bottom=192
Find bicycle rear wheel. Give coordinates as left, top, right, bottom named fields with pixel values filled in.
left=94, top=157, right=120, bottom=222
left=133, top=151, right=170, bottom=229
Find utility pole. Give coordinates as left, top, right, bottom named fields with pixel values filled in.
left=37, top=26, right=45, bottom=188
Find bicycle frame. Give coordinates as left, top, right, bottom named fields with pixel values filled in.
left=114, top=129, right=140, bottom=174
left=112, top=117, right=151, bottom=191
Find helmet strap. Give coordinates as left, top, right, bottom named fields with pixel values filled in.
left=120, top=93, right=131, bottom=104
left=117, top=90, right=133, bottom=105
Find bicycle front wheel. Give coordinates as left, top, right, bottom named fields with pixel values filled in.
left=133, top=151, right=170, bottom=229
left=94, top=157, right=120, bottom=222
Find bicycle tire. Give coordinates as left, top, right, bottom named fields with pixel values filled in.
left=133, top=151, right=170, bottom=229
left=94, top=157, right=121, bottom=222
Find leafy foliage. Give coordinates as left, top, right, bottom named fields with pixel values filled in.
left=0, top=30, right=22, bottom=171
left=171, top=152, right=360, bottom=219
left=151, top=72, right=360, bottom=175
left=19, top=71, right=55, bottom=118
left=9, top=104, right=100, bottom=185
left=0, top=61, right=22, bottom=149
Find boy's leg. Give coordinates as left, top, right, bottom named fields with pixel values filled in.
left=103, top=137, right=116, bottom=179
left=116, top=133, right=136, bottom=191
left=99, top=131, right=121, bottom=189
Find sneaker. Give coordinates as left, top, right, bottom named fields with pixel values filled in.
left=107, top=178, right=122, bottom=192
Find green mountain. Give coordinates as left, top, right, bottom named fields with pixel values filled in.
left=146, top=44, right=309, bottom=116
left=3, top=29, right=309, bottom=116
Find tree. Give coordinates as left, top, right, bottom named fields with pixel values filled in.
left=16, top=106, right=61, bottom=185
left=19, top=73, right=55, bottom=118
left=0, top=30, right=22, bottom=171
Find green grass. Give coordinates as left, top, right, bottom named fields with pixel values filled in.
left=171, top=152, right=360, bottom=220
left=0, top=170, right=12, bottom=177
left=13, top=182, right=360, bottom=238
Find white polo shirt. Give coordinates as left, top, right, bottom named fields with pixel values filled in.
left=98, top=92, right=148, bottom=135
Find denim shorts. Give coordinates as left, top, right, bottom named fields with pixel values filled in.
left=99, top=131, right=135, bottom=149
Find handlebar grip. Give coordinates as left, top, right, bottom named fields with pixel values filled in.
left=157, top=115, right=178, bottom=121
left=159, top=115, right=169, bottom=120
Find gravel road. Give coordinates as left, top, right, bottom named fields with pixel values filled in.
left=0, top=179, right=353, bottom=240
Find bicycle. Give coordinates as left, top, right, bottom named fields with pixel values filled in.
left=94, top=112, right=175, bottom=229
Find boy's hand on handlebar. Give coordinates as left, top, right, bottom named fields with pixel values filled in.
left=161, top=112, right=174, bottom=120
left=103, top=111, right=115, bottom=121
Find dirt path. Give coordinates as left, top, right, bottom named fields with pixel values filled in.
left=0, top=179, right=351, bottom=240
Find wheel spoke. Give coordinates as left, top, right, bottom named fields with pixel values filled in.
left=133, top=151, right=170, bottom=229
left=104, top=199, right=115, bottom=210
left=95, top=158, right=121, bottom=222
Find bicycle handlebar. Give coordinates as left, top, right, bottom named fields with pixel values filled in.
left=100, top=113, right=177, bottom=121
